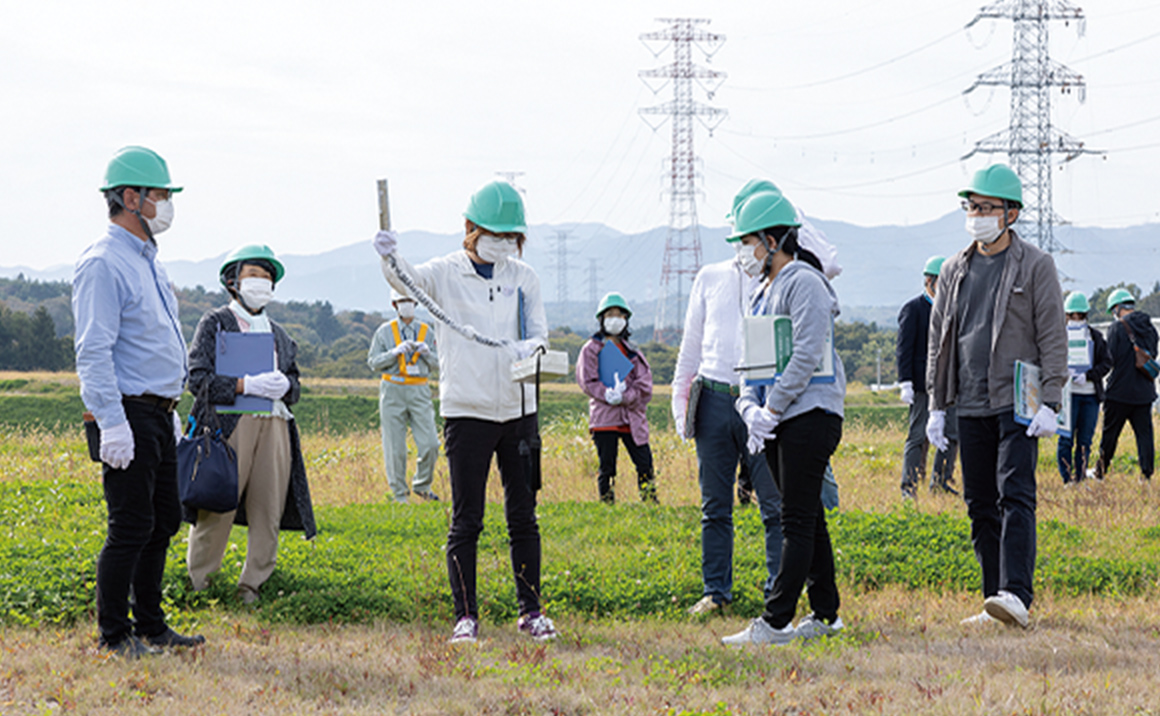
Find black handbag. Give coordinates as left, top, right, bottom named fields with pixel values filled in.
left=177, top=386, right=239, bottom=513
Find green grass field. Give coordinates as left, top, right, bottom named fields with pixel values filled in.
left=2, top=372, right=1159, bottom=714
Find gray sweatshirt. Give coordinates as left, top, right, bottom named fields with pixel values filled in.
left=737, top=260, right=847, bottom=423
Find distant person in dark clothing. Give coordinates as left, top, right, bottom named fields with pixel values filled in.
left=1096, top=289, right=1157, bottom=481
left=896, top=255, right=958, bottom=498
left=1057, top=292, right=1112, bottom=484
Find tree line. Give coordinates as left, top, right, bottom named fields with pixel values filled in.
left=5, top=273, right=1157, bottom=382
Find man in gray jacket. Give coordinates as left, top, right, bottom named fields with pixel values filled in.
left=926, top=164, right=1067, bottom=628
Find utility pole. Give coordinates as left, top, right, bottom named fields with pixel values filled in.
left=549, top=230, right=571, bottom=305
left=639, top=17, right=727, bottom=343
left=587, top=258, right=599, bottom=305
left=963, top=1, right=1099, bottom=253
left=495, top=171, right=526, bottom=195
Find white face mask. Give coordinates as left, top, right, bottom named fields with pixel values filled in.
left=1067, top=319, right=1086, bottom=329
left=475, top=235, right=518, bottom=264
left=602, top=316, right=627, bottom=336
left=396, top=301, right=416, bottom=320
left=965, top=215, right=1003, bottom=245
left=238, top=277, right=274, bottom=311
left=144, top=198, right=174, bottom=235
left=736, top=243, right=764, bottom=277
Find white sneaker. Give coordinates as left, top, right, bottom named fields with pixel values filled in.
left=794, top=614, right=844, bottom=640
left=517, top=612, right=558, bottom=641
left=960, top=610, right=997, bottom=626
left=722, top=618, right=796, bottom=646
left=449, top=616, right=478, bottom=644
left=984, top=590, right=1030, bottom=628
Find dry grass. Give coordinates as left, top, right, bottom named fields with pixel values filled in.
left=2, top=590, right=1159, bottom=714
left=4, top=396, right=1160, bottom=713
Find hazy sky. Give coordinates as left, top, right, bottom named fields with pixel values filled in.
left=3, top=0, right=1159, bottom=270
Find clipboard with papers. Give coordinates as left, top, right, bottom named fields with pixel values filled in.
left=1013, top=359, right=1072, bottom=437
left=598, top=340, right=634, bottom=388
left=736, top=314, right=835, bottom=387
left=215, top=331, right=276, bottom=415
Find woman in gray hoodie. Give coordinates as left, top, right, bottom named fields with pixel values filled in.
left=722, top=190, right=847, bottom=646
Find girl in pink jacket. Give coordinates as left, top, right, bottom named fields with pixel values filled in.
left=576, top=292, right=657, bottom=503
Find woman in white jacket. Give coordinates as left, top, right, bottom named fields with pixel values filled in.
left=373, top=180, right=557, bottom=644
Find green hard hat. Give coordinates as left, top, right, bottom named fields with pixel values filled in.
left=1106, top=288, right=1135, bottom=311
left=923, top=256, right=946, bottom=277
left=220, top=244, right=285, bottom=285
left=728, top=190, right=800, bottom=241
left=595, top=292, right=631, bottom=319
left=464, top=181, right=526, bottom=234
left=958, top=163, right=1022, bottom=205
left=726, top=179, right=781, bottom=223
left=1064, top=291, right=1090, bottom=314
left=99, top=146, right=183, bottom=193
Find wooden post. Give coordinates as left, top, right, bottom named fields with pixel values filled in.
left=377, top=179, right=391, bottom=232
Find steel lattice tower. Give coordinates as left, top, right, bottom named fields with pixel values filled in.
left=963, top=0, right=1096, bottom=253
left=639, top=18, right=726, bottom=341
left=550, top=230, right=570, bottom=304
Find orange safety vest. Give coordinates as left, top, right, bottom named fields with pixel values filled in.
left=382, top=320, right=430, bottom=385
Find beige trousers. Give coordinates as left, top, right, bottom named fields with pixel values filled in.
left=187, top=415, right=292, bottom=593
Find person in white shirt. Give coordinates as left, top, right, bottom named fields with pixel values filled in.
left=672, top=180, right=785, bottom=617
left=372, top=180, right=557, bottom=644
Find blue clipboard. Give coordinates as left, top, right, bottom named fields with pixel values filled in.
left=598, top=340, right=634, bottom=388
left=216, top=331, right=275, bottom=414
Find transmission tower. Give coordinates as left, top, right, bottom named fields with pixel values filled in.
left=494, top=171, right=526, bottom=195
left=962, top=0, right=1098, bottom=253
left=587, top=258, right=599, bottom=305
left=549, top=230, right=571, bottom=304
left=639, top=17, right=727, bottom=342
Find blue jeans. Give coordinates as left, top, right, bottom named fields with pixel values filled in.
left=1057, top=394, right=1099, bottom=483
left=694, top=385, right=783, bottom=603
left=959, top=412, right=1038, bottom=608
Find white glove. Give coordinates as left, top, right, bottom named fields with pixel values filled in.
left=100, top=421, right=135, bottom=470
left=387, top=343, right=407, bottom=358
left=414, top=341, right=430, bottom=356
left=1025, top=404, right=1058, bottom=438
left=515, top=339, right=541, bottom=360
left=172, top=412, right=183, bottom=442
left=926, top=409, right=949, bottom=451
left=674, top=408, right=689, bottom=440
left=373, top=229, right=398, bottom=257
left=1071, top=370, right=1088, bottom=388
left=604, top=372, right=626, bottom=405
left=243, top=370, right=291, bottom=400
left=741, top=404, right=779, bottom=454
left=899, top=381, right=914, bottom=406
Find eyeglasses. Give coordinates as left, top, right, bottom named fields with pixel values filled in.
left=960, top=199, right=1005, bottom=214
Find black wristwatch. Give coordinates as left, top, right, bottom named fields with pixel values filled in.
left=1043, top=401, right=1061, bottom=413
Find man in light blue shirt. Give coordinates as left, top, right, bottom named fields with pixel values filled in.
left=73, top=146, right=203, bottom=657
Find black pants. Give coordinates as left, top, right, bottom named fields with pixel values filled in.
left=958, top=412, right=1038, bottom=607
left=444, top=415, right=542, bottom=621
left=761, top=409, right=843, bottom=628
left=591, top=431, right=655, bottom=501
left=96, top=400, right=182, bottom=646
left=1098, top=400, right=1155, bottom=478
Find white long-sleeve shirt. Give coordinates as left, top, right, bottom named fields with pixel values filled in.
left=671, top=258, right=759, bottom=430
left=381, top=250, right=547, bottom=421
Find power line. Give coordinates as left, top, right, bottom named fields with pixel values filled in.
left=721, top=93, right=962, bottom=141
